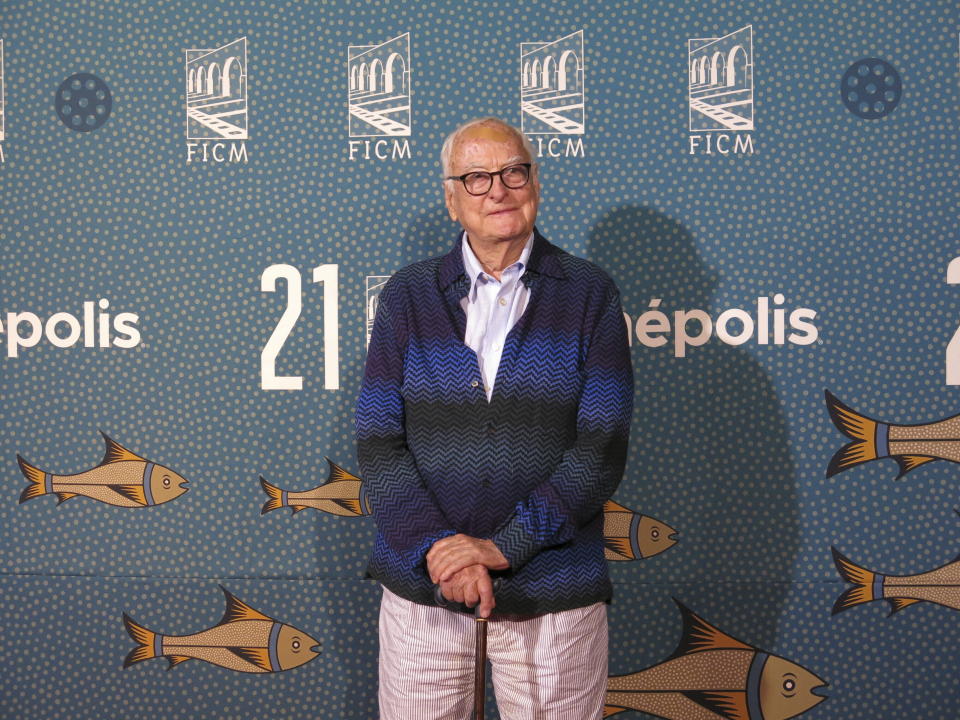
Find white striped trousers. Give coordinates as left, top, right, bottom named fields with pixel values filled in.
left=378, top=586, right=608, bottom=720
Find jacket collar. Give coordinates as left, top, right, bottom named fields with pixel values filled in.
left=438, top=226, right=566, bottom=292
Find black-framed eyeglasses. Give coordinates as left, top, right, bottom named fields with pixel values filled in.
left=446, top=163, right=532, bottom=196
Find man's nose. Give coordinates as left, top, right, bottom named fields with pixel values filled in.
left=487, top=173, right=509, bottom=200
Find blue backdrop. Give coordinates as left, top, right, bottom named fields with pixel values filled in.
left=2, top=1, right=959, bottom=717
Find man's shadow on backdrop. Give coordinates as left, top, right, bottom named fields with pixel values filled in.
left=588, top=204, right=799, bottom=655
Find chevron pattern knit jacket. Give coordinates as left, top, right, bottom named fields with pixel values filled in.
left=356, top=229, right=633, bottom=616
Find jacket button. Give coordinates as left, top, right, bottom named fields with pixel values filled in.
left=486, top=423, right=495, bottom=437
left=471, top=380, right=479, bottom=388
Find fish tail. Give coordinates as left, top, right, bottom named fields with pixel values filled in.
left=825, top=390, right=882, bottom=477
left=122, top=613, right=158, bottom=667
left=259, top=476, right=286, bottom=514
left=831, top=547, right=879, bottom=614
left=602, top=706, right=627, bottom=718
left=17, top=455, right=49, bottom=503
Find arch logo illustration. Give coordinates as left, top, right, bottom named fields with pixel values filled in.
left=687, top=25, right=755, bottom=155
left=840, top=58, right=901, bottom=120
left=520, top=30, right=585, bottom=158
left=520, top=30, right=585, bottom=133
left=55, top=73, right=112, bottom=132
left=365, top=275, right=391, bottom=347
left=184, top=37, right=249, bottom=163
left=347, top=33, right=412, bottom=160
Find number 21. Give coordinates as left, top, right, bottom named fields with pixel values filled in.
left=260, top=264, right=339, bottom=390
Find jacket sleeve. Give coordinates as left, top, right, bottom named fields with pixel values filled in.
left=355, top=287, right=456, bottom=570
left=489, top=285, right=633, bottom=570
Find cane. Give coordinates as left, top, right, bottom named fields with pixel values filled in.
left=434, top=578, right=501, bottom=720
left=472, top=602, right=489, bottom=720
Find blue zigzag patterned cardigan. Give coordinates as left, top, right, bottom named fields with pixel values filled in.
left=356, top=230, right=634, bottom=615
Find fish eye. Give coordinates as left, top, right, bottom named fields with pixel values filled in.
left=292, top=638, right=301, bottom=652
left=651, top=527, right=660, bottom=540
left=782, top=676, right=797, bottom=696
left=162, top=476, right=171, bottom=487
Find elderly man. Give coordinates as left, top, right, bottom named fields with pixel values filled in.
left=355, top=117, right=633, bottom=719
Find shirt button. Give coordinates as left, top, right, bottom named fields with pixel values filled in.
left=498, top=297, right=507, bottom=306
left=471, top=380, right=479, bottom=388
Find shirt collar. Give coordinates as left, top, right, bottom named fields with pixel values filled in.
left=439, top=226, right=566, bottom=293
left=461, top=232, right=534, bottom=300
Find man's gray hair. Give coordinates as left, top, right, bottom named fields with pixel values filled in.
left=440, top=117, right=537, bottom=178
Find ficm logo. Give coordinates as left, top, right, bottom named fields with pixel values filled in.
left=347, top=33, right=412, bottom=161
left=687, top=25, right=755, bottom=155
left=185, top=37, right=249, bottom=163
left=624, top=294, right=818, bottom=358
left=0, top=299, right=141, bottom=358
left=520, top=30, right=585, bottom=158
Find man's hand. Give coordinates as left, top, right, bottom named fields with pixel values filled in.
left=427, top=534, right=509, bottom=584
left=439, top=564, right=496, bottom=618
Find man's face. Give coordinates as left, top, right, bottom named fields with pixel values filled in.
left=444, top=124, right=539, bottom=248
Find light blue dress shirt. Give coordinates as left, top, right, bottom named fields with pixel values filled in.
left=460, top=232, right=534, bottom=401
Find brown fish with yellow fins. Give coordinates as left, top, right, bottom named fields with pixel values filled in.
left=825, top=390, right=960, bottom=480
left=123, top=586, right=321, bottom=673
left=18, top=433, right=189, bottom=508
left=260, top=458, right=370, bottom=516
left=832, top=546, right=960, bottom=615
left=603, top=499, right=678, bottom=562
left=604, top=600, right=827, bottom=720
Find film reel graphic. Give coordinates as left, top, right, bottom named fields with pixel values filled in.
left=55, top=73, right=112, bottom=132
left=841, top=58, right=901, bottom=120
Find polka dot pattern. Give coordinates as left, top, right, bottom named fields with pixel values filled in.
left=0, top=1, right=958, bottom=718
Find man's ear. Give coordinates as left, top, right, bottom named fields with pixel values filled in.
left=444, top=182, right=458, bottom=222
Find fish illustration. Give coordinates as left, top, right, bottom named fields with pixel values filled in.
left=825, top=390, right=958, bottom=480
left=603, top=500, right=678, bottom=561
left=260, top=458, right=370, bottom=516
left=832, top=546, right=960, bottom=615
left=604, top=600, right=827, bottom=720
left=123, top=586, right=321, bottom=673
left=18, top=432, right=189, bottom=508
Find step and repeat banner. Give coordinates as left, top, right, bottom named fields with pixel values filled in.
left=2, top=1, right=959, bottom=718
